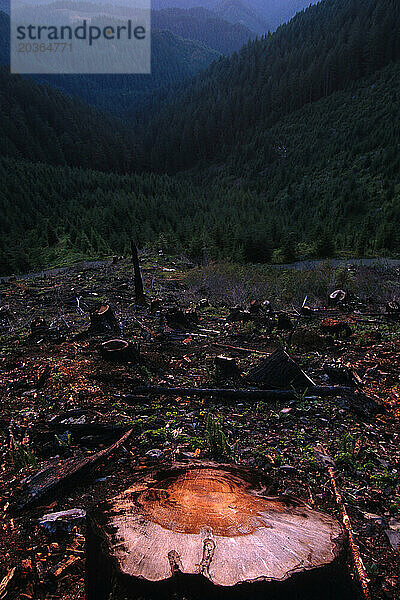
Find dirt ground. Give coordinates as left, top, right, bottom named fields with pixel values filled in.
left=0, top=255, right=399, bottom=600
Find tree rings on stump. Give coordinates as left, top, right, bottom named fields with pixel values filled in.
left=86, top=462, right=351, bottom=600
left=100, top=339, right=138, bottom=362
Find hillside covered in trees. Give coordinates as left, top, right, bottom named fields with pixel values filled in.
left=0, top=9, right=220, bottom=117
left=2, top=57, right=400, bottom=274
left=140, top=0, right=400, bottom=171
left=1, top=0, right=400, bottom=273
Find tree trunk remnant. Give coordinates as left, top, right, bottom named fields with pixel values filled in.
left=215, top=355, right=241, bottom=380
left=246, top=347, right=315, bottom=389
left=130, top=241, right=146, bottom=305
left=89, top=304, right=119, bottom=334
left=100, top=339, right=139, bottom=363
left=86, top=462, right=350, bottom=600
left=328, top=290, right=347, bottom=306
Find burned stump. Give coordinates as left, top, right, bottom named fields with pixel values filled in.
left=87, top=462, right=350, bottom=600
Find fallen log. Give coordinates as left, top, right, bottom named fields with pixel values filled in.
left=315, top=447, right=371, bottom=600
left=86, top=461, right=350, bottom=600
left=118, top=386, right=381, bottom=416
left=0, top=567, right=16, bottom=599
left=16, top=429, right=133, bottom=511
left=212, top=342, right=270, bottom=355
left=119, top=385, right=353, bottom=401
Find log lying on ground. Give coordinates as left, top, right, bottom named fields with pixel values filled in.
left=246, top=347, right=315, bottom=389
left=16, top=429, right=132, bottom=511
left=86, top=462, right=351, bottom=600
left=119, top=385, right=353, bottom=401
left=119, top=386, right=382, bottom=416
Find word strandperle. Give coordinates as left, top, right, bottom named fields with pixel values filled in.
left=15, top=20, right=147, bottom=46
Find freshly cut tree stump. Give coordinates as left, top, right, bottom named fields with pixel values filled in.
left=215, top=355, right=241, bottom=380
left=86, top=462, right=351, bottom=600
left=89, top=304, right=119, bottom=334
left=246, top=347, right=315, bottom=389
left=328, top=290, right=347, bottom=306
left=100, top=339, right=139, bottom=363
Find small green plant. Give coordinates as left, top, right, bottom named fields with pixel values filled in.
left=370, top=468, right=399, bottom=489
left=54, top=432, right=73, bottom=450
left=334, top=433, right=358, bottom=468
left=9, top=436, right=38, bottom=469
left=206, top=413, right=237, bottom=458
left=291, top=386, right=310, bottom=410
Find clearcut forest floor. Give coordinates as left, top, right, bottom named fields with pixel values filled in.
left=0, top=254, right=399, bottom=600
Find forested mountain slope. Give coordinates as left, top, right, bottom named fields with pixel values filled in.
left=140, top=0, right=400, bottom=171
left=0, top=67, right=139, bottom=172
left=35, top=30, right=219, bottom=117
left=201, top=61, right=400, bottom=261
left=151, top=0, right=319, bottom=33
left=2, top=59, right=400, bottom=273
left=153, top=8, right=254, bottom=54
left=0, top=11, right=219, bottom=117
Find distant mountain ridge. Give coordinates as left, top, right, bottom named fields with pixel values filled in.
left=0, top=9, right=220, bottom=116
left=151, top=0, right=319, bottom=33
left=153, top=7, right=254, bottom=54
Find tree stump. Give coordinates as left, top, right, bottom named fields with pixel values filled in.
left=246, top=347, right=315, bottom=389
left=30, top=317, right=48, bottom=338
left=228, top=306, right=253, bottom=322
left=100, top=339, right=139, bottom=363
left=165, top=308, right=197, bottom=330
left=320, top=319, right=352, bottom=339
left=89, top=305, right=119, bottom=334
left=215, top=355, right=241, bottom=380
left=386, top=301, right=400, bottom=320
left=150, top=299, right=163, bottom=314
left=131, top=241, right=146, bottom=305
left=249, top=300, right=261, bottom=314
left=86, top=462, right=351, bottom=600
left=328, top=290, right=347, bottom=307
left=276, top=313, right=293, bottom=331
